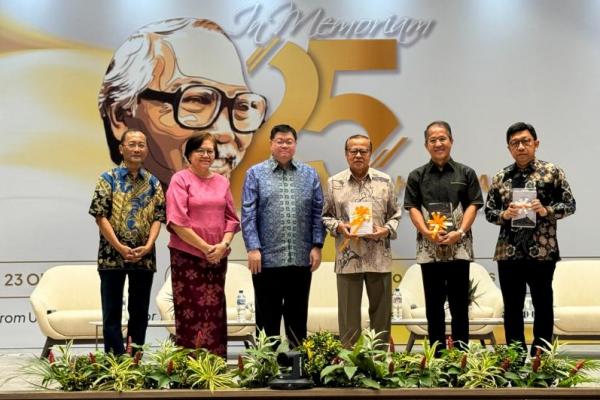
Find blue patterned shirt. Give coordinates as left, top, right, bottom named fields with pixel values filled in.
left=241, top=158, right=324, bottom=268
left=89, top=164, right=166, bottom=271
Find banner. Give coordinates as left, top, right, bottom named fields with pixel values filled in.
left=0, top=0, right=594, bottom=348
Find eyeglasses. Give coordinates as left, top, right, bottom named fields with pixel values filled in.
left=138, top=85, right=267, bottom=133
left=193, top=148, right=215, bottom=156
left=509, top=138, right=534, bottom=149
left=427, top=136, right=449, bottom=145
left=347, top=148, right=370, bottom=156
left=272, top=139, right=295, bottom=147
left=123, top=142, right=146, bottom=150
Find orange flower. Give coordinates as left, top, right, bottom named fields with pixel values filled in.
left=427, top=212, right=447, bottom=239
left=338, top=205, right=372, bottom=251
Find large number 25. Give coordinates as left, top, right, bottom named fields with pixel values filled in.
left=231, top=39, right=400, bottom=199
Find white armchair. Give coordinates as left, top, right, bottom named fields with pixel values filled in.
left=553, top=260, right=600, bottom=340
left=307, top=262, right=369, bottom=335
left=399, top=263, right=503, bottom=351
left=30, top=265, right=121, bottom=357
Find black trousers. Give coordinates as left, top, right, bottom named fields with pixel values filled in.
left=99, top=269, right=154, bottom=354
left=498, top=259, right=556, bottom=356
left=421, top=260, right=470, bottom=352
left=252, top=266, right=312, bottom=348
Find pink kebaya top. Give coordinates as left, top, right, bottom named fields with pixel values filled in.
left=166, top=168, right=240, bottom=259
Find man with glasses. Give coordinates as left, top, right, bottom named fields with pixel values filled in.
left=484, top=122, right=575, bottom=356
left=404, top=121, right=483, bottom=353
left=241, top=124, right=324, bottom=347
left=322, top=134, right=401, bottom=346
left=98, top=18, right=267, bottom=186
left=89, top=130, right=165, bottom=354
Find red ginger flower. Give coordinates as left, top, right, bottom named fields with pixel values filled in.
left=126, top=336, right=133, bottom=355
left=133, top=350, right=142, bottom=365
left=446, top=335, right=454, bottom=350
left=47, top=350, right=55, bottom=364
left=460, top=354, right=467, bottom=369
left=532, top=352, right=541, bottom=373
left=166, top=360, right=174, bottom=376
left=420, top=355, right=427, bottom=370
left=570, top=359, right=586, bottom=375
left=88, top=352, right=96, bottom=364
left=237, top=354, right=244, bottom=372
left=389, top=335, right=396, bottom=353
left=500, top=357, right=510, bottom=371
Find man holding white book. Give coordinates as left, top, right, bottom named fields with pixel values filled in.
left=484, top=122, right=576, bottom=356
left=322, top=134, right=401, bottom=346
left=404, top=121, right=483, bottom=353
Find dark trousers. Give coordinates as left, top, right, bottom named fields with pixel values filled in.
left=99, top=269, right=154, bottom=354
left=421, top=261, right=470, bottom=352
left=498, top=260, right=556, bottom=356
left=252, top=266, right=312, bottom=348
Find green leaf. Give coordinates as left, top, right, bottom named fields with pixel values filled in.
left=360, top=377, right=381, bottom=389
left=320, top=364, right=342, bottom=378
left=344, top=366, right=358, bottom=380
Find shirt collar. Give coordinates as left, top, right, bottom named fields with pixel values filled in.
left=427, top=158, right=456, bottom=173
left=117, top=163, right=146, bottom=180
left=510, top=158, right=538, bottom=174
left=347, top=168, right=373, bottom=183
left=269, top=157, right=299, bottom=171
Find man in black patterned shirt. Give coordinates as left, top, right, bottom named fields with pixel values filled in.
left=484, top=122, right=575, bottom=356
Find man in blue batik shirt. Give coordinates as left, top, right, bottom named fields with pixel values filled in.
left=241, top=124, right=324, bottom=347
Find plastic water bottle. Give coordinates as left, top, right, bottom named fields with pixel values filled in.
left=524, top=296, right=533, bottom=321
left=392, top=288, right=403, bottom=320
left=236, top=290, right=247, bottom=322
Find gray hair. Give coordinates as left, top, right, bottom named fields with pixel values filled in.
left=98, top=18, right=228, bottom=163
left=98, top=18, right=226, bottom=117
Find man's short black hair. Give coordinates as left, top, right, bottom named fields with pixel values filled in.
left=120, top=129, right=146, bottom=145
left=424, top=121, right=452, bottom=141
left=184, top=133, right=219, bottom=161
left=506, top=122, right=537, bottom=144
left=270, top=124, right=297, bottom=140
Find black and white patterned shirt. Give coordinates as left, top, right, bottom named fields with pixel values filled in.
left=484, top=159, right=575, bottom=261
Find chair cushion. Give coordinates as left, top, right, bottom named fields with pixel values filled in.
left=47, top=310, right=103, bottom=338
left=554, top=306, right=600, bottom=333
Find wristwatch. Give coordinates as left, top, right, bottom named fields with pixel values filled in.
left=457, top=228, right=466, bottom=239
left=223, top=241, right=231, bottom=249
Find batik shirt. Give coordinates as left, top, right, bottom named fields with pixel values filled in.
left=404, top=159, right=483, bottom=264
left=89, top=164, right=166, bottom=271
left=241, top=158, right=324, bottom=268
left=484, top=159, right=575, bottom=261
left=322, top=168, right=401, bottom=274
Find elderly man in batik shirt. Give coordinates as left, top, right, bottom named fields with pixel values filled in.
left=241, top=124, right=324, bottom=347
left=89, top=130, right=165, bottom=354
left=485, top=122, right=575, bottom=356
left=322, top=134, right=401, bottom=346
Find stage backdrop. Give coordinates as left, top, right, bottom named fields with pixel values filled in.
left=0, top=0, right=597, bottom=349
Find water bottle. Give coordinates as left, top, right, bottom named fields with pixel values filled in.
left=236, top=290, right=247, bottom=322
left=392, top=288, right=403, bottom=320
left=524, top=296, right=533, bottom=321
left=444, top=300, right=451, bottom=319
